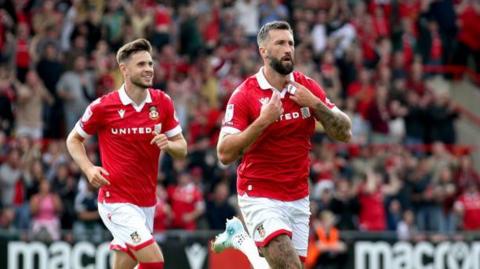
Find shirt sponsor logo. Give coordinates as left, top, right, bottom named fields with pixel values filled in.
left=111, top=127, right=154, bottom=135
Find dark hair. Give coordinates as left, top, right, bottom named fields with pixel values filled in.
left=116, top=38, right=152, bottom=64
left=257, top=21, right=293, bottom=47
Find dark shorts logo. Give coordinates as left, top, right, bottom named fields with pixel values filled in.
left=130, top=231, right=141, bottom=243
left=256, top=224, right=266, bottom=238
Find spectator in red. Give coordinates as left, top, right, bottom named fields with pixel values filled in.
left=151, top=2, right=172, bottom=49
left=366, top=84, right=391, bottom=144
left=454, top=181, right=480, bottom=231
left=167, top=171, right=205, bottom=230
left=372, top=5, right=390, bottom=38
left=407, top=61, right=426, bottom=96
left=347, top=68, right=375, bottom=118
left=358, top=169, right=387, bottom=231
left=153, top=185, right=172, bottom=233
left=452, top=0, right=480, bottom=73
left=14, top=23, right=31, bottom=83
left=455, top=155, right=480, bottom=193
left=399, top=0, right=421, bottom=21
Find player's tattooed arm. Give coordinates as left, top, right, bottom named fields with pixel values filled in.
left=312, top=102, right=352, bottom=143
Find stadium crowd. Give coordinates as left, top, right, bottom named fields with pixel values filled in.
left=0, top=0, right=479, bottom=255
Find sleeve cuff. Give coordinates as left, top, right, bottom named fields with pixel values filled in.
left=165, top=125, right=182, bottom=138
left=75, top=122, right=92, bottom=139
left=221, top=126, right=241, bottom=135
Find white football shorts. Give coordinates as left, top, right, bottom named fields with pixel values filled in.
left=98, top=202, right=155, bottom=259
left=238, top=194, right=310, bottom=261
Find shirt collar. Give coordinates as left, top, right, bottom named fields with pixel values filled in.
left=118, top=84, right=152, bottom=106
left=255, top=67, right=295, bottom=91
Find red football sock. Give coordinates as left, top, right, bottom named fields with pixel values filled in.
left=137, top=262, right=164, bottom=269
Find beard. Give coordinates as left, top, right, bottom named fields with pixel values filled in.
left=130, top=75, right=153, bottom=88
left=268, top=55, right=294, bottom=75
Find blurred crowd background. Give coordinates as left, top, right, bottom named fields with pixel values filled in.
left=0, top=0, right=479, bottom=266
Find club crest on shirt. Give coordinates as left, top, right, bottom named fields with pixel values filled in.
left=130, top=231, right=141, bottom=243
left=149, top=106, right=159, bottom=120
left=256, top=224, right=266, bottom=238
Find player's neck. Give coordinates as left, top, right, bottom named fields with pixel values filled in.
left=263, top=65, right=289, bottom=91
left=124, top=82, right=148, bottom=105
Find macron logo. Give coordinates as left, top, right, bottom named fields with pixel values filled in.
left=118, top=109, right=125, bottom=118
left=259, top=97, right=269, bottom=106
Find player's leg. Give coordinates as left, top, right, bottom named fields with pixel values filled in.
left=98, top=202, right=164, bottom=268
left=111, top=250, right=137, bottom=269
left=289, top=196, right=311, bottom=267
left=242, top=195, right=308, bottom=269
left=212, top=217, right=270, bottom=269
left=129, top=205, right=164, bottom=268
left=130, top=241, right=164, bottom=268
left=98, top=202, right=139, bottom=269
left=260, top=234, right=302, bottom=269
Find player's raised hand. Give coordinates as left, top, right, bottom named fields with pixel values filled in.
left=150, top=131, right=170, bottom=150
left=288, top=80, right=319, bottom=108
left=86, top=166, right=110, bottom=188
left=259, top=91, right=283, bottom=125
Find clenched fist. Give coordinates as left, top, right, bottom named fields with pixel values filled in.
left=150, top=131, right=170, bottom=151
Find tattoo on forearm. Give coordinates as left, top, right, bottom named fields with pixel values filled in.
left=313, top=103, right=351, bottom=142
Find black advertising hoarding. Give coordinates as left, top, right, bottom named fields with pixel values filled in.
left=1, top=232, right=480, bottom=269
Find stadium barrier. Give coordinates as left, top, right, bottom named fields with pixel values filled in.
left=1, top=229, right=480, bottom=269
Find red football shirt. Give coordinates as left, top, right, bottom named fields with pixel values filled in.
left=76, top=85, right=182, bottom=207
left=167, top=183, right=204, bottom=230
left=456, top=192, right=480, bottom=230
left=358, top=186, right=386, bottom=231
left=222, top=68, right=336, bottom=201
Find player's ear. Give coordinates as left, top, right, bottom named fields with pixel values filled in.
left=119, top=62, right=127, bottom=75
left=259, top=47, right=267, bottom=58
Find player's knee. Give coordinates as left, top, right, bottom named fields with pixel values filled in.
left=132, top=241, right=164, bottom=263
left=261, top=235, right=301, bottom=269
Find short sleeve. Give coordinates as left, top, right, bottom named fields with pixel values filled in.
left=304, top=76, right=336, bottom=110
left=221, top=88, right=250, bottom=134
left=75, top=98, right=104, bottom=138
left=162, top=94, right=182, bottom=138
